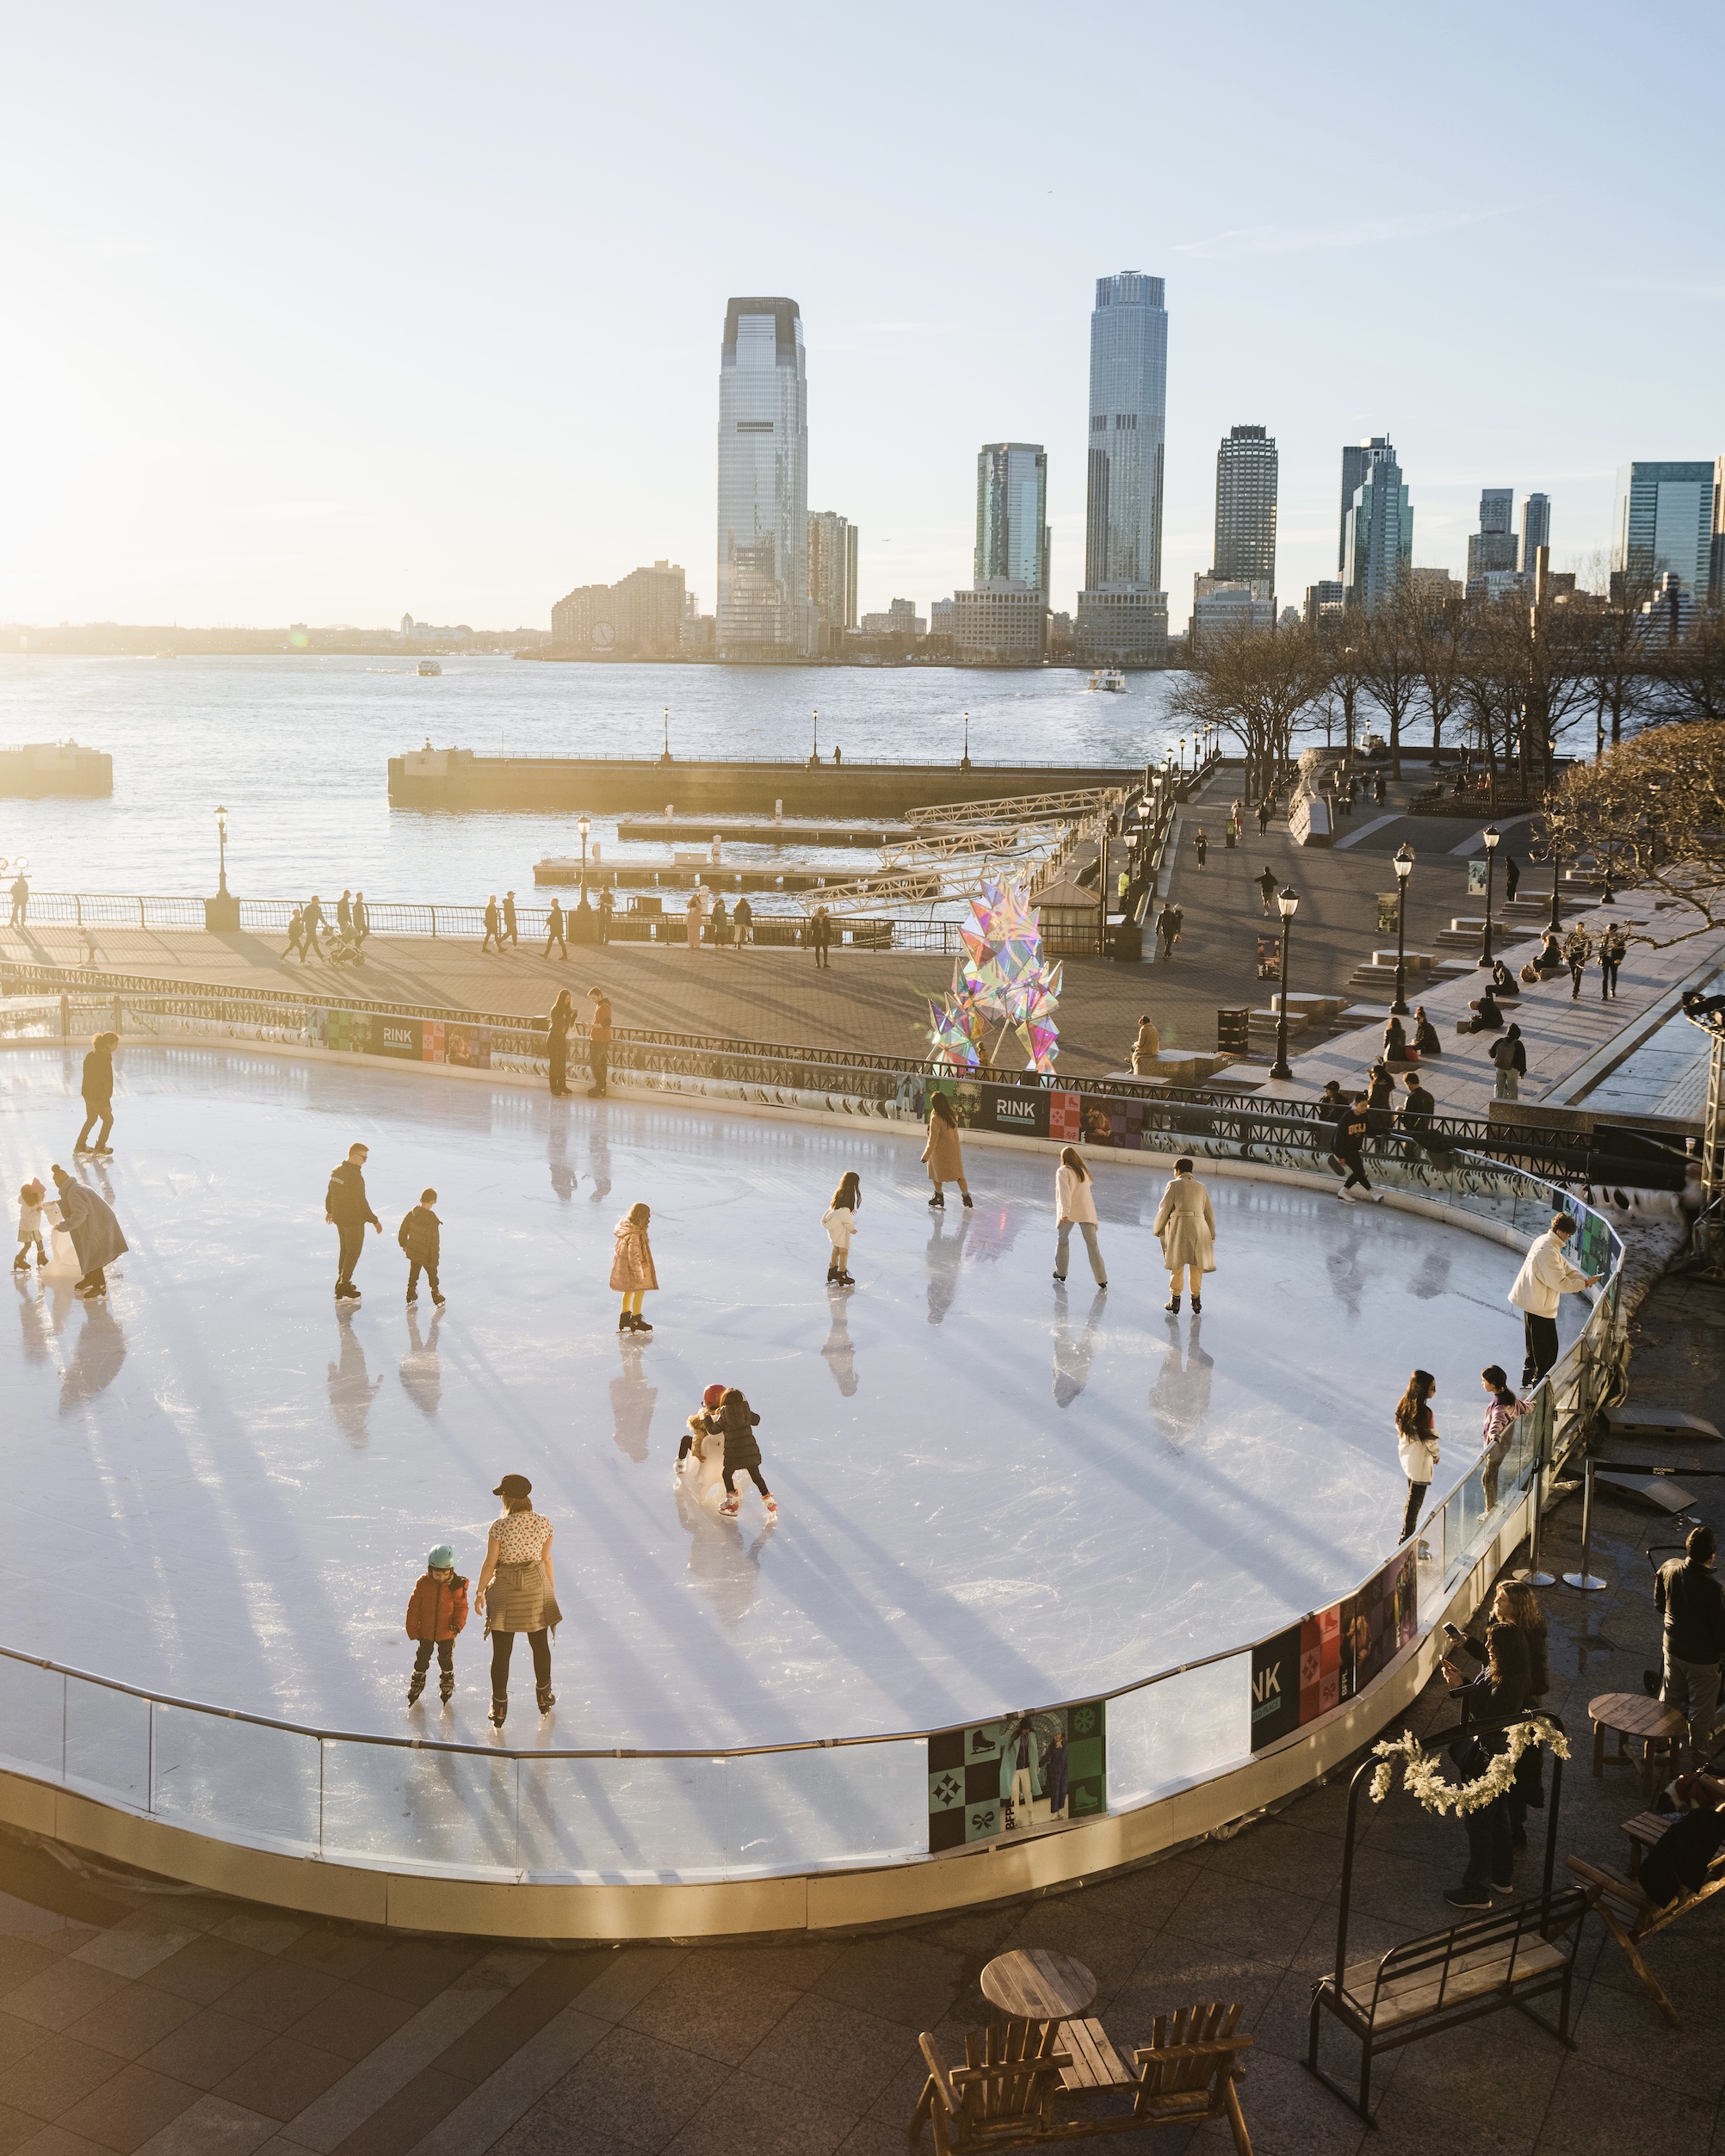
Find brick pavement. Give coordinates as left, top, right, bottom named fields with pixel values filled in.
left=1, top=1264, right=1719, bottom=2156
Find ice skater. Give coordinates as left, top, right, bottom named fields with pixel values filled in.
left=75, top=1031, right=118, bottom=1155
left=1053, top=1146, right=1107, bottom=1289
left=1508, top=1211, right=1599, bottom=1388
left=922, top=1090, right=972, bottom=1209
left=677, top=1381, right=725, bottom=1492
left=1479, top=1364, right=1532, bottom=1509
left=586, top=985, right=612, bottom=1097
left=404, top=1544, right=467, bottom=1707
left=325, top=1141, right=381, bottom=1300
left=611, top=1200, right=658, bottom=1333
left=545, top=988, right=574, bottom=1096
left=48, top=1164, right=127, bottom=1300
left=716, top=1386, right=776, bottom=1521
left=823, top=1171, right=860, bottom=1286
left=1334, top=1096, right=1381, bottom=1202
left=474, top=1474, right=559, bottom=1727
left=14, top=1179, right=47, bottom=1270
left=1395, top=1368, right=1440, bottom=1544
left=399, top=1188, right=445, bottom=1307
left=1153, top=1156, right=1214, bottom=1314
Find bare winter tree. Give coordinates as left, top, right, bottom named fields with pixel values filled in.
left=1313, top=624, right=1371, bottom=768
left=1357, top=583, right=1423, bottom=782
left=1407, top=578, right=1467, bottom=764
left=1648, top=608, right=1725, bottom=728
left=1165, top=618, right=1326, bottom=802
left=1546, top=719, right=1725, bottom=944
left=1573, top=552, right=1659, bottom=757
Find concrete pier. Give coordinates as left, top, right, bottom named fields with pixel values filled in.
left=0, top=741, right=112, bottom=796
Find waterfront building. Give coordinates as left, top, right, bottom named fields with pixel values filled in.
left=551, top=562, right=686, bottom=656
left=1714, top=456, right=1724, bottom=609
left=1337, top=443, right=1373, bottom=572
left=1341, top=438, right=1413, bottom=612
left=859, top=599, right=925, bottom=638
left=807, top=510, right=858, bottom=654
left=1469, top=569, right=1532, bottom=604
left=717, top=296, right=812, bottom=660
left=1212, top=425, right=1277, bottom=594
left=1467, top=489, right=1518, bottom=584
left=1520, top=492, right=1551, bottom=572
left=1637, top=570, right=1697, bottom=642
left=953, top=579, right=1047, bottom=664
left=1304, top=578, right=1345, bottom=626
left=1079, top=271, right=1167, bottom=665
left=1615, top=460, right=1715, bottom=599
left=974, top=444, right=1050, bottom=598
left=1190, top=578, right=1274, bottom=653
left=929, top=598, right=955, bottom=642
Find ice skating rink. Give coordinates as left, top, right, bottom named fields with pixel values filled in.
left=2, top=1046, right=1547, bottom=1753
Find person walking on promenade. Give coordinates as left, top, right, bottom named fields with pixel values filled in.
left=544, top=988, right=574, bottom=1096
left=1334, top=1094, right=1381, bottom=1201
left=812, top=905, right=833, bottom=968
left=1490, top=1022, right=1527, bottom=1101
left=1394, top=1368, right=1440, bottom=1545
left=1257, top=864, right=1278, bottom=917
left=1412, top=1004, right=1442, bottom=1058
left=733, top=894, right=751, bottom=946
left=8, top=871, right=26, bottom=928
left=1563, top=924, right=1591, bottom=1000
left=542, top=896, right=566, bottom=958
left=1159, top=902, right=1184, bottom=959
left=1054, top=1146, right=1108, bottom=1290
left=353, top=892, right=368, bottom=944
left=611, top=1201, right=658, bottom=1333
left=823, top=1171, right=860, bottom=1288
left=503, top=891, right=518, bottom=948
left=301, top=893, right=326, bottom=960
left=1193, top=825, right=1208, bottom=867
left=75, top=1031, right=118, bottom=1155
left=1600, top=921, right=1626, bottom=1000
left=1257, top=799, right=1271, bottom=836
left=1130, top=1015, right=1160, bottom=1073
left=15, top=1179, right=48, bottom=1270
left=49, top=1164, right=127, bottom=1300
left=1509, top=1211, right=1598, bottom=1387
left=922, top=1090, right=971, bottom=1210
left=325, top=1141, right=380, bottom=1301
left=399, top=1188, right=445, bottom=1308
left=1478, top=1364, right=1532, bottom=1508
left=1153, top=1155, right=1214, bottom=1313
left=716, top=1386, right=776, bottom=1522
left=587, top=985, right=612, bottom=1097
left=404, top=1544, right=467, bottom=1707
left=337, top=891, right=353, bottom=937
left=283, top=905, right=306, bottom=961
left=481, top=895, right=504, bottom=954
left=597, top=886, right=614, bottom=942
left=1229, top=797, right=1244, bottom=846
left=474, top=1474, right=559, bottom=1727
left=1503, top=854, right=1520, bottom=904
left=1654, top=1526, right=1725, bottom=1756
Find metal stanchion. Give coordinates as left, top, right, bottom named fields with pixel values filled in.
left=1518, top=1431, right=1556, bottom=1588
left=1561, top=1456, right=1607, bottom=1591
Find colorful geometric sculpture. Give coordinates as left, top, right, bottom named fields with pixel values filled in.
left=924, top=875, right=1062, bottom=1072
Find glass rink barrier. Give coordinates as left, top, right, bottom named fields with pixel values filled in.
left=0, top=1158, right=1623, bottom=1886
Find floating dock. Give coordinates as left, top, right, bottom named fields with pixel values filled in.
left=0, top=742, right=113, bottom=797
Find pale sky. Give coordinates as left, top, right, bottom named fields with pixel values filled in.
left=2, top=2, right=1720, bottom=633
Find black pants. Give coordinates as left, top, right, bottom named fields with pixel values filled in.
left=482, top=929, right=503, bottom=953
left=77, top=1102, right=114, bottom=1150
left=1522, top=1312, right=1559, bottom=1387
left=722, top=1463, right=770, bottom=1498
left=1601, top=959, right=1618, bottom=998
left=490, top=1628, right=551, bottom=1699
left=1400, top=1479, right=1428, bottom=1543
left=1569, top=963, right=1585, bottom=1000
left=548, top=1044, right=567, bottom=1095
left=336, top=1220, right=365, bottom=1288
left=589, top=1045, right=608, bottom=1095
left=1462, top=1790, right=1513, bottom=1890
left=1339, top=1148, right=1372, bottom=1192
left=813, top=943, right=830, bottom=968
left=412, top=1639, right=454, bottom=1677
left=406, top=1257, right=440, bottom=1300
left=543, top=930, right=566, bottom=957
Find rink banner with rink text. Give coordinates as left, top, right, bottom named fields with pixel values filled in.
left=1249, top=1546, right=1418, bottom=1753
left=901, top=1072, right=1235, bottom=1154
left=313, top=1008, right=492, bottom=1067
left=927, top=1700, right=1106, bottom=1853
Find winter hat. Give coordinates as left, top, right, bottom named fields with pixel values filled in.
left=427, top=1545, right=454, bottom=1570
left=702, top=1384, right=725, bottom=1408
left=492, top=1473, right=533, bottom=1502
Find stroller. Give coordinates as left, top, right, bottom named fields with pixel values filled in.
left=325, top=927, right=365, bottom=967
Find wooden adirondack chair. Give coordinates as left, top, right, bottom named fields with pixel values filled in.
left=1568, top=1832, right=1725, bottom=2025
left=1129, top=2001, right=1253, bottom=2152
left=909, top=2017, right=1071, bottom=2154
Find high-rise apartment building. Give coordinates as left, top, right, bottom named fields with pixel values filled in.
left=1520, top=493, right=1551, bottom=573
left=1342, top=439, right=1413, bottom=612
left=1212, top=425, right=1277, bottom=596
left=807, top=510, right=858, bottom=653
left=1713, top=457, right=1724, bottom=609
left=551, top=562, right=686, bottom=655
left=717, top=296, right=811, bottom=660
left=1338, top=443, right=1373, bottom=572
left=1614, top=461, right=1715, bottom=598
left=1079, top=272, right=1168, bottom=664
left=953, top=582, right=1047, bottom=664
left=1304, top=579, right=1345, bottom=626
left=974, top=444, right=1050, bottom=597
left=1467, top=489, right=1518, bottom=583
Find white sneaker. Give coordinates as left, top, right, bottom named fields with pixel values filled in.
left=1335, top=1187, right=1353, bottom=1202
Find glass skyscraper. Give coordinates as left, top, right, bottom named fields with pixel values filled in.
left=1614, top=462, right=1714, bottom=597
left=1520, top=492, right=1551, bottom=572
left=717, top=297, right=811, bottom=660
left=1079, top=272, right=1168, bottom=664
left=1342, top=438, right=1413, bottom=612
left=974, top=443, right=1049, bottom=596
left=1212, top=424, right=1277, bottom=594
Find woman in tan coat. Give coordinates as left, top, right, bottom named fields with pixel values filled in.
left=610, top=1201, right=658, bottom=1333
left=921, top=1091, right=971, bottom=1209
left=1152, top=1156, right=1215, bottom=1314
left=1130, top=1016, right=1160, bottom=1074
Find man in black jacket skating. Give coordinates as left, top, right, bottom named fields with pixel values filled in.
left=326, top=1143, right=381, bottom=1300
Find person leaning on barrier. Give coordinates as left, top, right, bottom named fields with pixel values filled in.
left=1508, top=1212, right=1599, bottom=1389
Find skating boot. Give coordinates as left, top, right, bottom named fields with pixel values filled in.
left=1190, top=1295, right=1201, bottom=1313
left=536, top=1683, right=556, bottom=1714
left=489, top=1696, right=508, bottom=1729
left=439, top=1671, right=454, bottom=1705
left=719, top=1497, right=740, bottom=1519
left=763, top=1496, right=779, bottom=1520
left=961, top=1192, right=973, bottom=1208
left=1165, top=1294, right=1180, bottom=1313
left=406, top=1669, right=426, bottom=1706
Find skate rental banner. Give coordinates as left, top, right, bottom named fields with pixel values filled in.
left=1249, top=1547, right=1418, bottom=1753
left=312, top=1009, right=491, bottom=1068
left=927, top=1699, right=1105, bottom=1854
left=903, top=1073, right=1234, bottom=1156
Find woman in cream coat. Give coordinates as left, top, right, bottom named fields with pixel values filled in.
left=1152, top=1156, right=1215, bottom=1315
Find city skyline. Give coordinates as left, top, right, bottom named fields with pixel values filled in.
left=2, top=6, right=1721, bottom=635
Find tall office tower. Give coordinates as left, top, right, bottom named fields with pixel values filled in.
left=1467, top=489, right=1518, bottom=583
left=1520, top=493, right=1551, bottom=573
left=1341, top=438, right=1413, bottom=612
left=974, top=443, right=1050, bottom=596
left=807, top=510, right=857, bottom=652
left=1079, top=273, right=1167, bottom=664
left=1712, top=457, right=1724, bottom=609
left=717, top=297, right=811, bottom=660
left=1338, top=443, right=1373, bottom=571
left=1614, top=461, right=1716, bottom=598
left=1212, top=424, right=1277, bottom=596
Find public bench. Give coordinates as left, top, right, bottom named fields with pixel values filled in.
left=1568, top=1817, right=1725, bottom=2025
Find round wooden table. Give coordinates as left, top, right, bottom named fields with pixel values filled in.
left=1588, top=1690, right=1688, bottom=1795
left=980, top=1948, right=1097, bottom=2023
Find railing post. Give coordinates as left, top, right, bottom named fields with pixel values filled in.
left=430, top=907, right=436, bottom=937
left=1518, top=1412, right=1555, bottom=1588
left=147, top=1699, right=155, bottom=1814
left=1561, top=1456, right=1607, bottom=1591
left=59, top=992, right=69, bottom=1041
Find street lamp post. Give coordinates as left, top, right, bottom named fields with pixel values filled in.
left=205, top=806, right=238, bottom=930
left=1547, top=814, right=1563, bottom=935
left=1391, top=843, right=1415, bottom=1016
left=573, top=813, right=593, bottom=936
left=215, top=806, right=230, bottom=898
left=659, top=707, right=671, bottom=764
left=810, top=708, right=819, bottom=769
left=1270, top=886, right=1300, bottom=1081
left=961, top=709, right=972, bottom=771
left=1479, top=823, right=1501, bottom=971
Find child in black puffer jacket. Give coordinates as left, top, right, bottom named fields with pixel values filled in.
left=717, top=1387, right=776, bottom=1523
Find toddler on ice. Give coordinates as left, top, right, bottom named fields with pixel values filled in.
left=14, top=1180, right=47, bottom=1270
left=404, top=1543, right=468, bottom=1706
left=399, top=1188, right=445, bottom=1307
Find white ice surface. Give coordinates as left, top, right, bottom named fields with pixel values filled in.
left=1, top=1046, right=1547, bottom=1754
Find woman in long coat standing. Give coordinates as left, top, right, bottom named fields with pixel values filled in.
left=610, top=1201, right=658, bottom=1333
left=50, top=1164, right=127, bottom=1299
left=1152, top=1155, right=1215, bottom=1315
left=545, top=989, right=574, bottom=1097
left=921, top=1091, right=971, bottom=1209
left=473, top=1473, right=559, bottom=1727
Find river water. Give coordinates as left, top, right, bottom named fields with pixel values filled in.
left=0, top=656, right=1197, bottom=905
